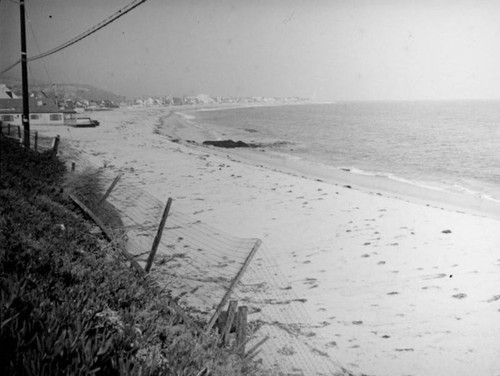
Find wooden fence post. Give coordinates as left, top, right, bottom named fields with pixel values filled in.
left=235, top=306, right=248, bottom=356
left=52, top=135, right=60, bottom=153
left=69, top=193, right=144, bottom=274
left=145, top=197, right=173, bottom=273
left=8, top=123, right=11, bottom=135
left=206, top=239, right=262, bottom=332
left=17, top=125, right=21, bottom=138
left=220, top=300, right=238, bottom=345
left=0, top=121, right=3, bottom=135
left=97, top=172, right=123, bottom=205
left=34, top=130, right=38, bottom=151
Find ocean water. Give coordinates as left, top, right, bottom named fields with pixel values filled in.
left=192, top=101, right=500, bottom=202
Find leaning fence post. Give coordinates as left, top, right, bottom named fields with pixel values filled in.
left=97, top=172, right=123, bottom=205
left=34, top=130, right=38, bottom=151
left=145, top=197, right=173, bottom=273
left=221, top=300, right=238, bottom=345
left=69, top=193, right=144, bottom=274
left=52, top=135, right=60, bottom=153
left=235, top=306, right=248, bottom=356
left=206, top=239, right=262, bottom=332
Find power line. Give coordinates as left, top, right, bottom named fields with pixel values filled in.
left=0, top=0, right=149, bottom=76
left=25, top=7, right=52, bottom=84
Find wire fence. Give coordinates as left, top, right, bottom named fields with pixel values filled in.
left=40, top=136, right=348, bottom=376
left=0, top=122, right=58, bottom=153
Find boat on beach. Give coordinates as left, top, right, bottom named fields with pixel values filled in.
left=68, top=117, right=100, bottom=128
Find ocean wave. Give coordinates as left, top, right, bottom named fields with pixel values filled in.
left=182, top=101, right=500, bottom=205
left=336, top=166, right=500, bottom=203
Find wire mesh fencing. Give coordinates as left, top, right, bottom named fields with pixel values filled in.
left=56, top=139, right=347, bottom=376
left=235, top=246, right=347, bottom=375
left=0, top=123, right=58, bottom=153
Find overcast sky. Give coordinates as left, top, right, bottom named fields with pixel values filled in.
left=1, top=0, right=500, bottom=100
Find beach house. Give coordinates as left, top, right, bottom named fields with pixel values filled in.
left=0, top=97, right=78, bottom=126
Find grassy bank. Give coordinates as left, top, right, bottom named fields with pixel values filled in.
left=0, top=136, right=255, bottom=375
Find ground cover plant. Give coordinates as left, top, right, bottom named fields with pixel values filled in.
left=0, top=135, right=257, bottom=375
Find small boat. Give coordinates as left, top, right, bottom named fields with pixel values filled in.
left=72, top=117, right=100, bottom=127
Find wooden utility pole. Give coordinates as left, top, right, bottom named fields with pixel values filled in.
left=20, top=0, right=30, bottom=149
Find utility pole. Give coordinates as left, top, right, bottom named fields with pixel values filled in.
left=20, top=0, right=30, bottom=148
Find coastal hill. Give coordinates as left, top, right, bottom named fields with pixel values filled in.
left=4, top=79, right=125, bottom=103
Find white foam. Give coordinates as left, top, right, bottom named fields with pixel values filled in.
left=336, top=165, right=500, bottom=206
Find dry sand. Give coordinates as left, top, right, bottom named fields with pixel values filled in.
left=34, top=106, right=500, bottom=376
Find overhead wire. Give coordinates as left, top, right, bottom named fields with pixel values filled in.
left=25, top=6, right=51, bottom=86
left=0, top=0, right=149, bottom=76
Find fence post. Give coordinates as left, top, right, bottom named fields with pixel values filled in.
left=145, top=197, right=173, bottom=273
left=69, top=193, right=144, bottom=274
left=34, top=130, right=38, bottom=151
left=235, top=306, right=248, bottom=356
left=17, top=125, right=21, bottom=138
left=221, top=300, right=238, bottom=345
left=0, top=121, right=2, bottom=135
left=206, top=239, right=262, bottom=332
left=52, top=135, right=60, bottom=153
left=8, top=123, right=11, bottom=135
left=97, top=172, right=123, bottom=205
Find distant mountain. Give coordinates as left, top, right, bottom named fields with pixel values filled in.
left=5, top=81, right=125, bottom=103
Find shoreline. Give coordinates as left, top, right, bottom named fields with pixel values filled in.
left=158, top=107, right=500, bottom=221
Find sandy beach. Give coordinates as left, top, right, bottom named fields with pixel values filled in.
left=34, top=106, right=500, bottom=376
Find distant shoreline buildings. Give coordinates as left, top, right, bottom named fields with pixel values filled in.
left=133, top=94, right=309, bottom=107
left=2, top=82, right=309, bottom=111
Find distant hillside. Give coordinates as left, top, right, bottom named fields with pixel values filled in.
left=6, top=81, right=125, bottom=102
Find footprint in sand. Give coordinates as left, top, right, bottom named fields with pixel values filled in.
left=421, top=285, right=441, bottom=290
left=422, top=273, right=447, bottom=280
left=486, top=295, right=500, bottom=302
left=303, top=277, right=317, bottom=286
